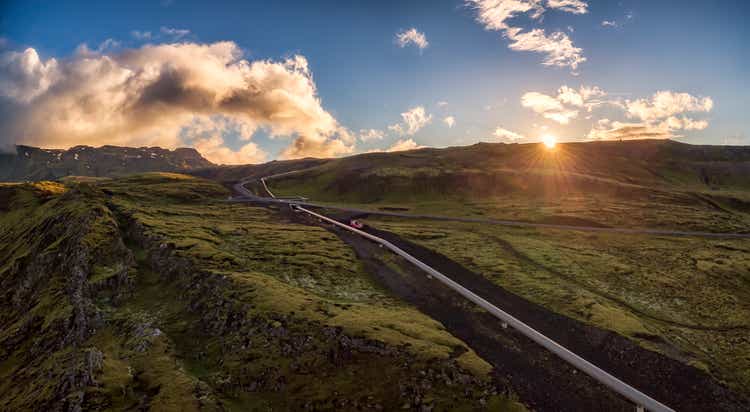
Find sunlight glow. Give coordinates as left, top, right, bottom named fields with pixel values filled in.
left=542, top=134, right=557, bottom=149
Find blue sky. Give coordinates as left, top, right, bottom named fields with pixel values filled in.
left=0, top=0, right=748, bottom=162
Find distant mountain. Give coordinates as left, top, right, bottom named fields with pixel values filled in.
left=0, top=145, right=214, bottom=181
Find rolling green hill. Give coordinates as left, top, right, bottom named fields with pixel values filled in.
left=268, top=140, right=750, bottom=202
left=266, top=140, right=750, bottom=232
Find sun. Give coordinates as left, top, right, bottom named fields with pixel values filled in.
left=542, top=134, right=557, bottom=149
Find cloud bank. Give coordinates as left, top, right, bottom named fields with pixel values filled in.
left=588, top=91, right=712, bottom=140
left=520, top=85, right=713, bottom=141
left=0, top=41, right=353, bottom=163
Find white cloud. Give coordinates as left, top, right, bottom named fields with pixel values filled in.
left=395, top=28, right=429, bottom=51
left=359, top=128, right=385, bottom=141
left=602, top=10, right=637, bottom=29
left=131, top=30, right=152, bottom=40
left=160, top=27, right=190, bottom=39
left=0, top=42, right=354, bottom=161
left=97, top=38, right=121, bottom=52
left=388, top=106, right=432, bottom=135
left=626, top=91, right=713, bottom=122
left=546, top=0, right=588, bottom=14
left=586, top=91, right=713, bottom=141
left=0, top=48, right=59, bottom=102
left=522, top=91, right=565, bottom=112
left=586, top=121, right=673, bottom=141
left=75, top=38, right=122, bottom=56
left=521, top=91, right=577, bottom=124
left=521, top=85, right=714, bottom=141
left=521, top=85, right=607, bottom=124
left=556, top=85, right=606, bottom=108
left=493, top=126, right=526, bottom=141
left=658, top=116, right=708, bottom=131
left=183, top=116, right=267, bottom=164
left=468, top=0, right=544, bottom=31
left=507, top=28, right=586, bottom=69
left=466, top=0, right=587, bottom=70
left=443, top=116, right=456, bottom=128
left=387, top=138, right=423, bottom=152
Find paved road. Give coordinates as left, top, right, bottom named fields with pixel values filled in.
left=231, top=179, right=750, bottom=239
left=294, top=204, right=675, bottom=412
left=231, top=174, right=750, bottom=411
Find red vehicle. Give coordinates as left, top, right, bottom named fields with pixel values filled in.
left=349, top=219, right=364, bottom=229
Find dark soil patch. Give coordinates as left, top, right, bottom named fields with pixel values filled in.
left=319, top=221, right=749, bottom=412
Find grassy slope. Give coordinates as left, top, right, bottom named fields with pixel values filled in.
left=1, top=174, right=525, bottom=410
left=268, top=140, right=750, bottom=232
left=362, top=216, right=750, bottom=396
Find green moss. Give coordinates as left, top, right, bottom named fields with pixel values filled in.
left=367, top=216, right=750, bottom=395
left=77, top=173, right=517, bottom=409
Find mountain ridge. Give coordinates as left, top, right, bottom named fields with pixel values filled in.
left=0, top=145, right=214, bottom=181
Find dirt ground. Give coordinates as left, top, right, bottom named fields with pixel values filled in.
left=309, top=215, right=749, bottom=412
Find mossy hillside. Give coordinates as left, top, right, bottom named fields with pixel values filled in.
left=97, top=173, right=522, bottom=410
left=365, top=216, right=750, bottom=395
left=0, top=182, right=134, bottom=411
left=100, top=173, right=491, bottom=370
left=0, top=175, right=524, bottom=410
left=90, top=255, right=509, bottom=411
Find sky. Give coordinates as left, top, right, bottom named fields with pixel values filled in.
left=0, top=0, right=748, bottom=164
